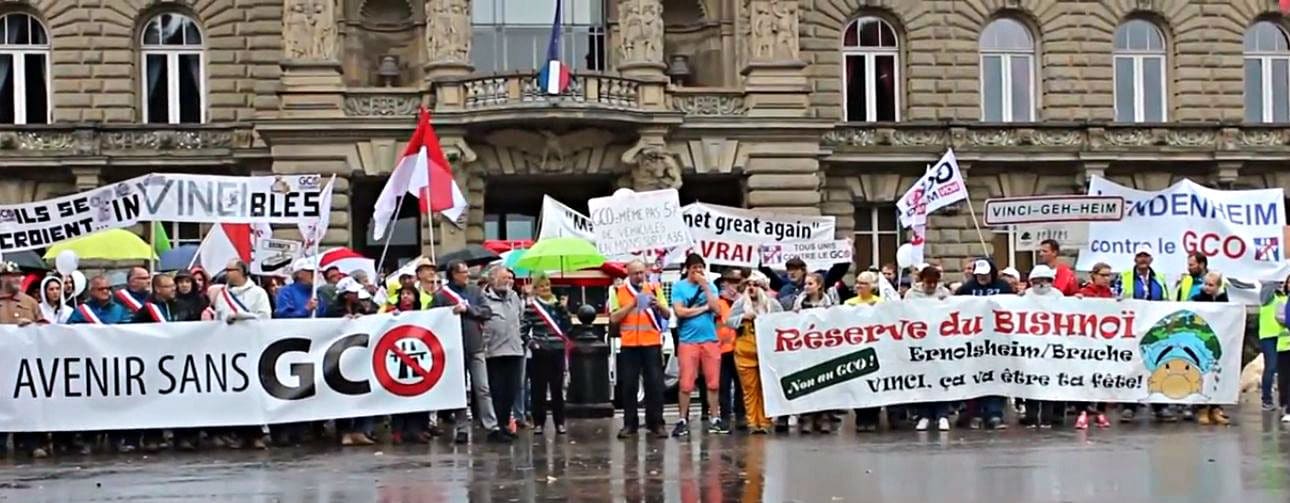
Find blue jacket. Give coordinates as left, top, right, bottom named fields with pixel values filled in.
left=274, top=282, right=327, bottom=318
left=66, top=299, right=132, bottom=324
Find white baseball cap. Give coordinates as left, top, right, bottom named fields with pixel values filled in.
left=337, top=277, right=362, bottom=294
left=1000, top=267, right=1020, bottom=279
left=1029, top=264, right=1056, bottom=281
left=973, top=260, right=992, bottom=275
left=292, top=257, right=317, bottom=273
left=1133, top=244, right=1154, bottom=257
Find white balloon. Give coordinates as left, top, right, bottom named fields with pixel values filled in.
left=55, top=250, right=79, bottom=275
left=895, top=243, right=915, bottom=269
left=613, top=188, right=635, bottom=197
left=68, top=271, right=87, bottom=298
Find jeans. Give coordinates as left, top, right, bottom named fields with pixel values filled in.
left=1262, top=338, right=1279, bottom=406
left=487, top=356, right=525, bottom=427
left=718, top=352, right=744, bottom=424
left=514, top=356, right=529, bottom=421
left=918, top=402, right=949, bottom=420
left=618, top=345, right=665, bottom=431
left=981, top=396, right=1005, bottom=420
left=529, top=349, right=566, bottom=428
left=455, top=351, right=498, bottom=433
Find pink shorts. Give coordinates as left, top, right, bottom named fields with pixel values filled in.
left=678, top=341, right=722, bottom=393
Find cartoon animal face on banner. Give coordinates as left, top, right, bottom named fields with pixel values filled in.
left=1140, top=311, right=1223, bottom=400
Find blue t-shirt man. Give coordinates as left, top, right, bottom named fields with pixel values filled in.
left=671, top=277, right=718, bottom=344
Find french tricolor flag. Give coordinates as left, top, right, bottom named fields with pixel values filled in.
left=537, top=2, right=570, bottom=95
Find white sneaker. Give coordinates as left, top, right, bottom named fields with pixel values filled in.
left=938, top=418, right=951, bottom=431
left=915, top=418, right=930, bottom=431
left=1281, top=414, right=1290, bottom=423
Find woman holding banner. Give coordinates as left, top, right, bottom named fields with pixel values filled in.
left=727, top=271, right=780, bottom=434
left=844, top=272, right=884, bottom=433
left=905, top=265, right=952, bottom=432
left=1188, top=271, right=1232, bottom=426
left=791, top=273, right=835, bottom=434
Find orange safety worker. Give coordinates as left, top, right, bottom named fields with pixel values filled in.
left=609, top=260, right=672, bottom=439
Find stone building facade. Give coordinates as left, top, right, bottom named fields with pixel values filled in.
left=2, top=0, right=1290, bottom=274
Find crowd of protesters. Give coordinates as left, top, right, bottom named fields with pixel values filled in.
left=2, top=236, right=1288, bottom=458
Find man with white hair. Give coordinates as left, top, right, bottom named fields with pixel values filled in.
left=482, top=265, right=524, bottom=440
left=1023, top=265, right=1063, bottom=298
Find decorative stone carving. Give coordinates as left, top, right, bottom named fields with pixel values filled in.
left=285, top=0, right=338, bottom=60
left=619, top=0, right=663, bottom=65
left=0, top=131, right=76, bottom=150
left=1166, top=129, right=1216, bottom=148
left=749, top=0, right=798, bottom=61
left=343, top=93, right=421, bottom=116
left=671, top=94, right=747, bottom=116
left=622, top=137, right=681, bottom=190
left=1101, top=128, right=1160, bottom=147
left=102, top=130, right=234, bottom=150
left=890, top=129, right=947, bottom=147
left=821, top=128, right=877, bottom=147
left=483, top=129, right=616, bottom=174
left=1031, top=129, right=1084, bottom=147
left=426, top=0, right=470, bottom=63
left=1239, top=128, right=1285, bottom=147
left=968, top=129, right=1017, bottom=147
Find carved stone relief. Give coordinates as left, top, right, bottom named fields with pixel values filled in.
left=285, top=0, right=338, bottom=60
left=622, top=137, right=682, bottom=190
left=619, top=0, right=663, bottom=64
left=748, top=0, right=797, bottom=61
left=426, top=0, right=470, bottom=63
left=480, top=129, right=617, bottom=175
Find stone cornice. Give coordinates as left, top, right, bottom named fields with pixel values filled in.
left=0, top=124, right=258, bottom=162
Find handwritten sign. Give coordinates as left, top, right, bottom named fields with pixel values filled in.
left=588, top=189, right=691, bottom=257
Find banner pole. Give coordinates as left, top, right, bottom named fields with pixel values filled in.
left=426, top=212, right=437, bottom=263
left=374, top=194, right=405, bottom=278
left=964, top=196, right=990, bottom=256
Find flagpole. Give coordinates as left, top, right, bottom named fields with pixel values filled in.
left=964, top=196, right=990, bottom=255
left=426, top=212, right=437, bottom=263
left=374, top=193, right=405, bottom=277
left=187, top=225, right=210, bottom=270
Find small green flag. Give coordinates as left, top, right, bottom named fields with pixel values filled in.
left=152, top=222, right=173, bottom=255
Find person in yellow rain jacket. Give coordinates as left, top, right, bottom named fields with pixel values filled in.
left=725, top=271, right=780, bottom=434
left=1274, top=275, right=1290, bottom=422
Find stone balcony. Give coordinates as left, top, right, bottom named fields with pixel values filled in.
left=822, top=122, right=1290, bottom=164
left=429, top=71, right=681, bottom=125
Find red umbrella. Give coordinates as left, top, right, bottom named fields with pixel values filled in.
left=318, top=248, right=376, bottom=279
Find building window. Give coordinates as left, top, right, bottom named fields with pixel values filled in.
left=1244, top=21, right=1290, bottom=123
left=842, top=17, right=898, bottom=122
left=991, top=230, right=1036, bottom=277
left=980, top=18, right=1034, bottom=122
left=140, top=13, right=205, bottom=124
left=0, top=13, right=50, bottom=125
left=484, top=213, right=536, bottom=240
left=1113, top=19, right=1166, bottom=123
left=158, top=221, right=203, bottom=247
left=471, top=0, right=605, bottom=73
left=853, top=205, right=899, bottom=269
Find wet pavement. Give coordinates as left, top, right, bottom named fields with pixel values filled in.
left=4, top=405, right=1290, bottom=503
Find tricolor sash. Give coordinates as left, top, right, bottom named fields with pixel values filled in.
left=624, top=281, right=662, bottom=333
left=440, top=286, right=468, bottom=307
left=220, top=287, right=249, bottom=316
left=143, top=302, right=169, bottom=323
left=115, top=290, right=142, bottom=313
left=530, top=297, right=573, bottom=361
left=76, top=304, right=102, bottom=324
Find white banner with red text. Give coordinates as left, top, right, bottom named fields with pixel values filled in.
left=0, top=309, right=466, bottom=432
left=755, top=297, right=1243, bottom=416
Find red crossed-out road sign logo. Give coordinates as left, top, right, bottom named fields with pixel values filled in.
left=371, top=324, right=447, bottom=397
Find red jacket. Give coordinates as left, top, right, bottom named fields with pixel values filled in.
left=1078, top=283, right=1114, bottom=298
left=1052, top=262, right=1078, bottom=296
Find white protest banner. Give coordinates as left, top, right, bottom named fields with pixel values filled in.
left=1014, top=223, right=1089, bottom=251
left=587, top=188, right=690, bottom=257
left=537, top=196, right=595, bottom=241
left=0, top=309, right=466, bottom=431
left=759, top=239, right=852, bottom=272
left=0, top=173, right=327, bottom=253
left=252, top=238, right=303, bottom=276
left=896, top=149, right=968, bottom=228
left=983, top=195, right=1124, bottom=226
left=682, top=203, right=836, bottom=267
left=1078, top=176, right=1290, bottom=280
left=755, top=297, right=1243, bottom=416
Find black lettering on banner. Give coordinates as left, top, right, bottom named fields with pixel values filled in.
left=259, top=338, right=317, bottom=400
left=179, top=355, right=202, bottom=393
left=323, top=333, right=371, bottom=396
left=158, top=355, right=178, bottom=394
left=12, top=359, right=35, bottom=399
left=230, top=353, right=250, bottom=392
left=126, top=356, right=146, bottom=396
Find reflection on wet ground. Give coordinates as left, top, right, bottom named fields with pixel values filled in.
left=4, top=407, right=1290, bottom=502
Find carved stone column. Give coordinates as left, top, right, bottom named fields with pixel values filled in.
left=280, top=0, right=344, bottom=117
left=621, top=128, right=682, bottom=191
left=741, top=0, right=808, bottom=117
left=617, top=0, right=667, bottom=109
left=424, top=0, right=473, bottom=94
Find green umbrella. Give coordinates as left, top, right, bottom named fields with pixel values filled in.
left=501, top=248, right=532, bottom=278
left=515, top=237, right=605, bottom=273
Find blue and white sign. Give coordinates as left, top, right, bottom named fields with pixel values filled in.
left=1077, top=176, right=1290, bottom=280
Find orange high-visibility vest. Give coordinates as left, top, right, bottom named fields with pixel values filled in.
left=715, top=297, right=735, bottom=353
left=615, top=283, right=663, bottom=347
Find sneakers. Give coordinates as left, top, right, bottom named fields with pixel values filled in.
left=1119, top=408, right=1136, bottom=423
left=1095, top=413, right=1111, bottom=429
left=650, top=426, right=670, bottom=439
left=937, top=418, right=950, bottom=432
left=31, top=447, right=48, bottom=459
left=1263, top=402, right=1279, bottom=412
left=1282, top=414, right=1290, bottom=423
left=486, top=430, right=513, bottom=443
left=672, top=420, right=690, bottom=438
left=915, top=418, right=930, bottom=431
left=1074, top=411, right=1089, bottom=430
left=555, top=424, right=568, bottom=435
left=988, top=417, right=1007, bottom=430
left=708, top=418, right=730, bottom=434
left=1155, top=407, right=1178, bottom=423
left=616, top=428, right=637, bottom=439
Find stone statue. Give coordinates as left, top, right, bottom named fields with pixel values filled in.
left=619, top=0, right=662, bottom=64
left=749, top=1, right=773, bottom=61
left=770, top=0, right=798, bottom=59
left=427, top=0, right=471, bottom=63
left=748, top=0, right=797, bottom=61
left=622, top=140, right=681, bottom=190
left=285, top=0, right=337, bottom=60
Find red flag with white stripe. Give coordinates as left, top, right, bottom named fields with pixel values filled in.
left=198, top=223, right=266, bottom=274
left=371, top=107, right=468, bottom=240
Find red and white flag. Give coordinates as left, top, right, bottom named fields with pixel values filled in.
left=372, top=107, right=468, bottom=240
left=198, top=223, right=269, bottom=274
